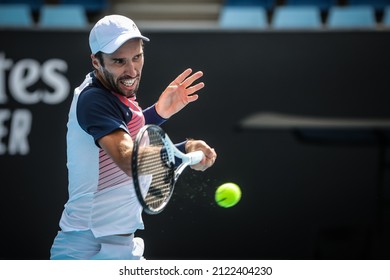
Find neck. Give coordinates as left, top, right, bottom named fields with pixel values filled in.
left=94, top=70, right=111, bottom=90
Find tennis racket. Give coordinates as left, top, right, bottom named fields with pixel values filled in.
left=131, top=124, right=204, bottom=215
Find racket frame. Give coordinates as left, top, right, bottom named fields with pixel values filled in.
left=132, top=124, right=204, bottom=214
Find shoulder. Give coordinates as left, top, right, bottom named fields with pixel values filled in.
left=78, top=85, right=116, bottom=110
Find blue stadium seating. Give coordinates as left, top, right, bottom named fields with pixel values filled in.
left=382, top=6, right=390, bottom=26
left=39, top=4, right=88, bottom=28
left=327, top=6, right=376, bottom=28
left=0, top=4, right=34, bottom=27
left=219, top=6, right=268, bottom=28
left=272, top=6, right=322, bottom=29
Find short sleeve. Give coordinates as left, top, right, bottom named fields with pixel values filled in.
left=77, top=88, right=132, bottom=144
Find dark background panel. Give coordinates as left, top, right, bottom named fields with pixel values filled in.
left=0, top=29, right=389, bottom=259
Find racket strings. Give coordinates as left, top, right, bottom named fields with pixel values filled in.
left=137, top=130, right=174, bottom=209
left=138, top=152, right=165, bottom=173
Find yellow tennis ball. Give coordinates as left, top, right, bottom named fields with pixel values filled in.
left=215, top=182, right=241, bottom=208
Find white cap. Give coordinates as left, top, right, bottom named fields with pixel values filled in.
left=89, top=15, right=150, bottom=54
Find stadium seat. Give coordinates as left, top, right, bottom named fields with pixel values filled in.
left=327, top=6, right=376, bottom=28
left=219, top=6, right=268, bottom=29
left=223, top=0, right=275, bottom=10
left=38, top=4, right=88, bottom=28
left=271, top=6, right=322, bottom=29
left=284, top=0, right=337, bottom=11
left=0, top=4, right=34, bottom=27
left=382, top=6, right=390, bottom=26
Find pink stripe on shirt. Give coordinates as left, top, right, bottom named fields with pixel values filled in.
left=97, top=94, right=145, bottom=191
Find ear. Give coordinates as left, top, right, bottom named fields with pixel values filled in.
left=91, top=54, right=100, bottom=70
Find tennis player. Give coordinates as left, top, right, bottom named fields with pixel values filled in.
left=50, top=15, right=217, bottom=260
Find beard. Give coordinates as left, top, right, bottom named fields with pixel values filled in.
left=101, top=67, right=139, bottom=98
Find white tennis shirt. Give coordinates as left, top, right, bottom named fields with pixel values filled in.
left=59, top=72, right=164, bottom=237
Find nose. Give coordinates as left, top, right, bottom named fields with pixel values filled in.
left=126, top=61, right=137, bottom=78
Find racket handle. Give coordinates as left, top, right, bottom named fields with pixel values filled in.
left=188, top=150, right=205, bottom=165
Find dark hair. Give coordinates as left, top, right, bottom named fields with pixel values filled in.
left=94, top=51, right=105, bottom=67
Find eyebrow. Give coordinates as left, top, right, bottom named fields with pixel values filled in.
left=110, top=51, right=143, bottom=59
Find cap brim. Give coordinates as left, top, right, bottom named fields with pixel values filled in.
left=100, top=33, right=150, bottom=54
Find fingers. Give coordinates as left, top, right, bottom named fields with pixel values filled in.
left=204, top=147, right=217, bottom=160
left=196, top=156, right=216, bottom=171
left=205, top=148, right=217, bottom=166
left=186, top=82, right=205, bottom=96
left=186, top=140, right=216, bottom=172
left=174, top=68, right=193, bottom=84
left=181, top=71, right=203, bottom=89
left=194, top=147, right=217, bottom=171
left=174, top=68, right=204, bottom=89
left=186, top=94, right=199, bottom=103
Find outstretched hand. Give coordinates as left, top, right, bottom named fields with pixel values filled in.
left=155, top=68, right=204, bottom=119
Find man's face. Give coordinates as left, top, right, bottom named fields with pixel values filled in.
left=93, top=39, right=145, bottom=98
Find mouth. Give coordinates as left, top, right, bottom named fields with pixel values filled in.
left=120, top=78, right=136, bottom=88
